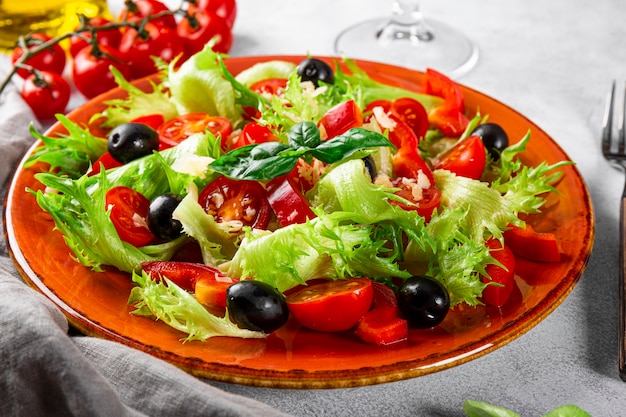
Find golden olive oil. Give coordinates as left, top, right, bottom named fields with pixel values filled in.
left=0, top=0, right=109, bottom=52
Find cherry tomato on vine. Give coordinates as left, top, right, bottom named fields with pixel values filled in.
left=435, top=135, right=487, bottom=180
left=177, top=9, right=233, bottom=56
left=286, top=278, right=374, bottom=333
left=198, top=176, right=271, bottom=229
left=120, top=0, right=177, bottom=29
left=157, top=113, right=232, bottom=148
left=105, top=186, right=155, bottom=247
left=72, top=45, right=132, bottom=99
left=69, top=17, right=122, bottom=58
left=119, top=22, right=185, bottom=80
left=21, top=71, right=70, bottom=120
left=189, top=0, right=237, bottom=28
left=11, top=33, right=66, bottom=79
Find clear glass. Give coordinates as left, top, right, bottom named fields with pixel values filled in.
left=334, top=0, right=478, bottom=78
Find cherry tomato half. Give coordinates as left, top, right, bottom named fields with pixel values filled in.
left=286, top=278, right=374, bottom=332
left=11, top=33, right=66, bottom=79
left=391, top=97, right=429, bottom=141
left=232, top=121, right=279, bottom=150
left=198, top=176, right=271, bottom=229
left=21, top=71, right=70, bottom=120
left=435, top=135, right=486, bottom=180
left=389, top=177, right=441, bottom=222
left=249, top=78, right=288, bottom=96
left=157, top=113, right=232, bottom=148
left=105, top=186, right=155, bottom=247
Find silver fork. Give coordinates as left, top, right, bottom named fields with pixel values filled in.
left=601, top=80, right=626, bottom=381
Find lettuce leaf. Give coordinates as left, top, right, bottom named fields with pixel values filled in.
left=129, top=271, right=265, bottom=341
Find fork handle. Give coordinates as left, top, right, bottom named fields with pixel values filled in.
left=618, top=187, right=626, bottom=381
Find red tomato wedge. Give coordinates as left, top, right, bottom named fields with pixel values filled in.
left=198, top=176, right=271, bottom=229
left=480, top=239, right=516, bottom=307
left=158, top=113, right=232, bottom=149
left=503, top=223, right=561, bottom=262
left=105, top=186, right=154, bottom=247
left=232, top=122, right=279, bottom=150
left=266, top=176, right=316, bottom=226
left=435, top=135, right=486, bottom=180
left=286, top=278, right=374, bottom=332
left=318, top=99, right=363, bottom=139
left=249, top=78, right=288, bottom=96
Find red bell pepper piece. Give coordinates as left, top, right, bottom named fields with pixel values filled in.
left=355, top=282, right=408, bottom=346
left=266, top=176, right=316, bottom=226
left=480, top=238, right=516, bottom=307
left=318, top=99, right=363, bottom=139
left=424, top=68, right=469, bottom=138
left=90, top=152, right=123, bottom=175
left=503, top=223, right=561, bottom=263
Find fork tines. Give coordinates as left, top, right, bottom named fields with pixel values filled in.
left=603, top=80, right=626, bottom=158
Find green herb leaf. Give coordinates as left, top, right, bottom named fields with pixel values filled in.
left=311, top=128, right=394, bottom=164
left=288, top=121, right=321, bottom=149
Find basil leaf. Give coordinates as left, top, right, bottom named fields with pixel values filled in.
left=311, top=128, right=393, bottom=164
left=288, top=121, right=321, bottom=149
left=210, top=142, right=298, bottom=180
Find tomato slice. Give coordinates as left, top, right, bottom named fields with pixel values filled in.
left=198, top=176, right=271, bottom=229
left=157, top=113, right=232, bottom=149
left=286, top=278, right=374, bottom=332
left=318, top=99, right=363, bottom=139
left=266, top=176, right=316, bottom=226
left=389, top=177, right=441, bottom=222
left=232, top=122, right=279, bottom=150
left=249, top=78, right=288, bottom=96
left=131, top=114, right=165, bottom=131
left=105, top=186, right=154, bottom=247
left=391, top=97, right=429, bottom=141
left=435, top=135, right=486, bottom=180
left=503, top=223, right=561, bottom=262
left=480, top=239, right=516, bottom=307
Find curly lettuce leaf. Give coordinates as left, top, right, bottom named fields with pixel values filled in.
left=226, top=212, right=410, bottom=293
left=25, top=116, right=108, bottom=177
left=97, top=66, right=179, bottom=128
left=129, top=271, right=264, bottom=341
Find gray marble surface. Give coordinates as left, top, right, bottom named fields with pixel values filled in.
left=206, top=0, right=626, bottom=415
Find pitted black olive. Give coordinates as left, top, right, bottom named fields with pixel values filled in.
left=108, top=122, right=159, bottom=164
left=226, top=281, right=289, bottom=334
left=147, top=193, right=183, bottom=240
left=470, top=123, right=509, bottom=160
left=297, top=58, right=334, bottom=86
left=397, top=275, right=450, bottom=328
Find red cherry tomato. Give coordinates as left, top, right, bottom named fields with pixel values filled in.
left=69, top=17, right=122, bottom=58
left=189, top=0, right=237, bottom=27
left=198, top=176, right=271, bottom=229
left=435, top=135, right=486, bottom=180
left=249, top=78, right=288, bottom=96
left=131, top=114, right=165, bottom=131
left=72, top=45, right=132, bottom=99
left=20, top=71, right=70, bottom=120
left=119, top=22, right=185, bottom=80
left=177, top=9, right=233, bottom=57
left=11, top=33, right=66, bottom=79
left=391, top=97, right=429, bottom=140
left=318, top=99, right=363, bottom=139
left=157, top=113, right=232, bottom=148
left=105, top=186, right=155, bottom=247
left=232, top=122, right=279, bottom=150
left=480, top=238, right=516, bottom=307
left=389, top=177, right=441, bottom=222
left=266, top=176, right=316, bottom=226
left=503, top=223, right=561, bottom=262
left=120, top=0, right=177, bottom=29
left=286, top=278, right=374, bottom=332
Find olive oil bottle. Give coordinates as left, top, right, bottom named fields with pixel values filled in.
left=0, top=0, right=109, bottom=52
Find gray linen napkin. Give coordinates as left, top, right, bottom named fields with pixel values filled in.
left=0, top=63, right=290, bottom=417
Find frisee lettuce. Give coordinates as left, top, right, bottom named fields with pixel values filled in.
left=129, top=271, right=264, bottom=341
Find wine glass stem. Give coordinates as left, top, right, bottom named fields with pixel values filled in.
left=378, top=0, right=433, bottom=43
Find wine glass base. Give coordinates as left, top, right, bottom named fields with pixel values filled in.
left=334, top=17, right=479, bottom=78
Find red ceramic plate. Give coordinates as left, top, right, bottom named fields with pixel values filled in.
left=4, top=56, right=594, bottom=388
